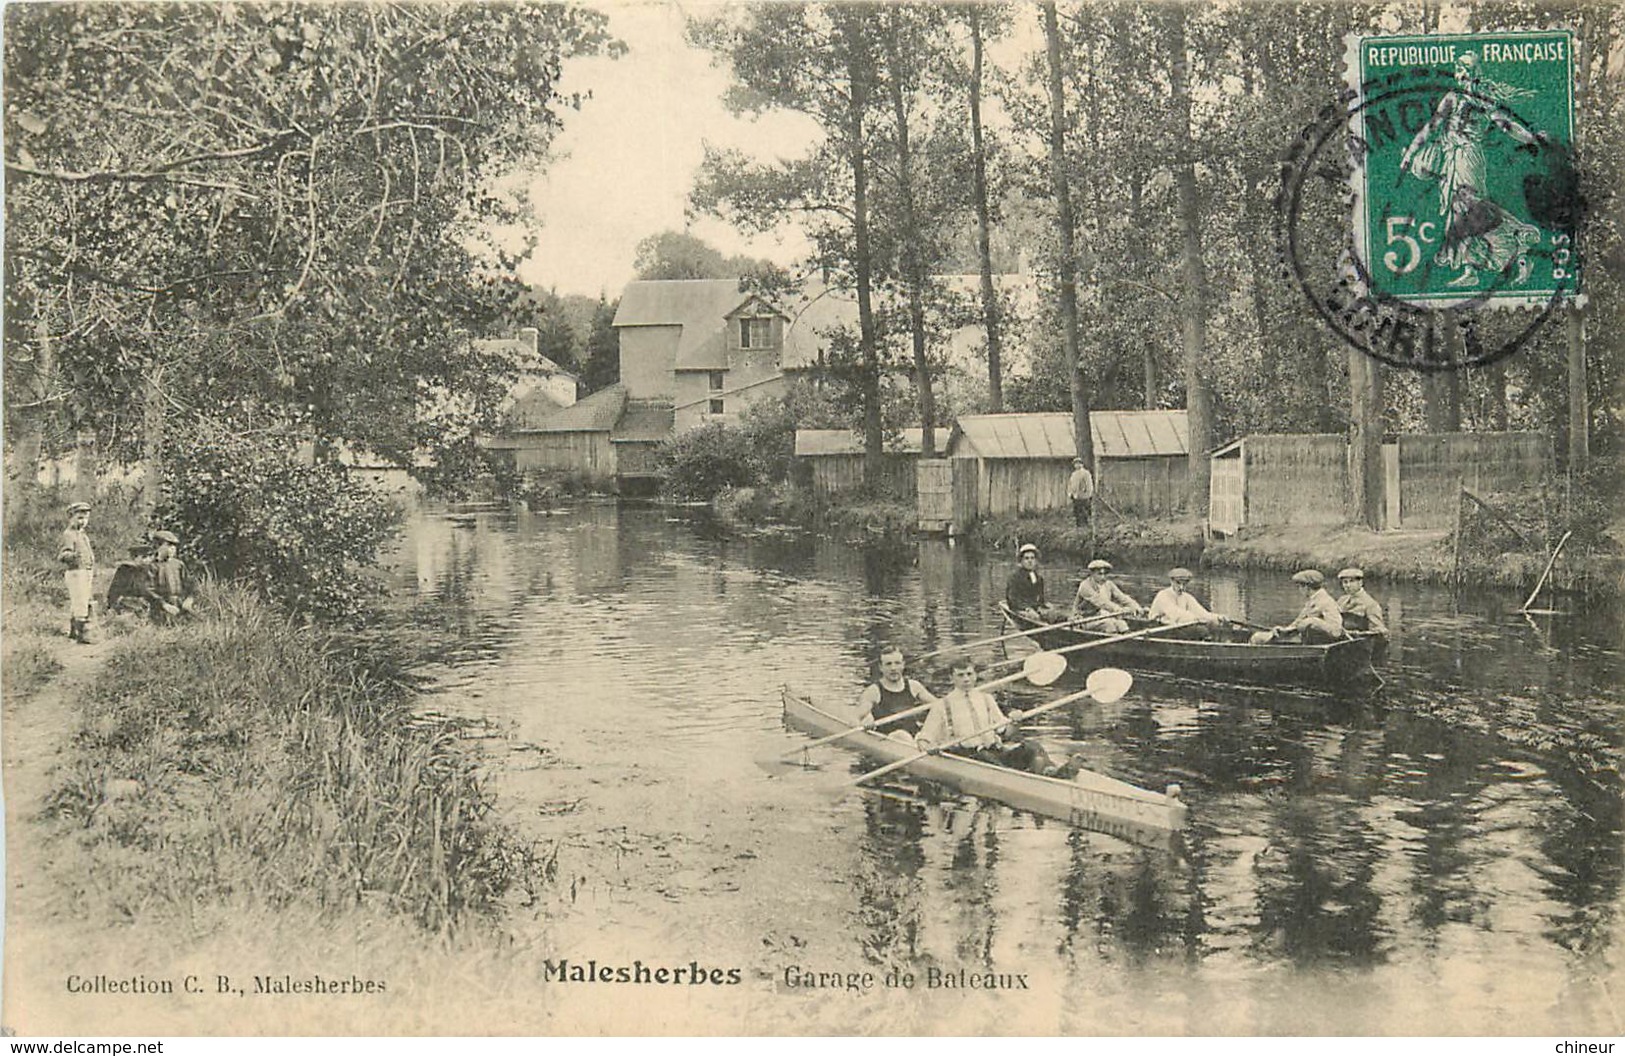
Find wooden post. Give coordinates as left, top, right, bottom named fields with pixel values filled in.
left=1567, top=305, right=1588, bottom=472
left=1348, top=348, right=1384, bottom=529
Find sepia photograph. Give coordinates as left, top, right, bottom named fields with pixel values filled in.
left=2, top=0, right=1621, bottom=1039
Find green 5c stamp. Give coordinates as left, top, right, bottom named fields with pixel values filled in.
left=1352, top=30, right=1578, bottom=307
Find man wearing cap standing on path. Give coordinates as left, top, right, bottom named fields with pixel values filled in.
left=1006, top=544, right=1067, bottom=623
left=1147, top=567, right=1225, bottom=639
left=138, top=530, right=196, bottom=625
left=1250, top=569, right=1346, bottom=645
left=1072, top=559, right=1143, bottom=633
left=1067, top=458, right=1095, bottom=530
left=57, top=501, right=97, bottom=643
left=1335, top=568, right=1387, bottom=636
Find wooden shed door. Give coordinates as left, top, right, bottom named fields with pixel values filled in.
left=916, top=459, right=953, bottom=532
left=1209, top=455, right=1243, bottom=535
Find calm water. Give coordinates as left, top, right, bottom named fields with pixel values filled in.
left=388, top=503, right=1623, bottom=1035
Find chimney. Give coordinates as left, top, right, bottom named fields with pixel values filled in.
left=519, top=327, right=539, bottom=360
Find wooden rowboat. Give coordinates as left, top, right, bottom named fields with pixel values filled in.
left=781, top=687, right=1188, bottom=848
left=1001, top=603, right=1380, bottom=689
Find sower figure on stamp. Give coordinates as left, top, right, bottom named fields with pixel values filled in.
left=58, top=501, right=97, bottom=644
left=139, top=530, right=196, bottom=625
left=1400, top=51, right=1544, bottom=288
left=1066, top=458, right=1094, bottom=530
left=1250, top=569, right=1347, bottom=645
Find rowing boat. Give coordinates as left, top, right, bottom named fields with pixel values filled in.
left=1000, top=604, right=1381, bottom=689
left=781, top=687, right=1188, bottom=848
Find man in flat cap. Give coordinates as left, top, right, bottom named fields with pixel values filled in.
left=138, top=530, right=196, bottom=625
left=1250, top=569, right=1346, bottom=645
left=1335, top=568, right=1387, bottom=636
left=57, top=501, right=97, bottom=643
left=1147, top=567, right=1225, bottom=639
left=1006, top=544, right=1067, bottom=623
left=1072, top=558, right=1143, bottom=633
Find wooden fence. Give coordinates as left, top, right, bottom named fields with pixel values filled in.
left=1395, top=432, right=1550, bottom=528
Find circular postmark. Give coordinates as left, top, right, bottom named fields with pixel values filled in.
left=1277, top=60, right=1582, bottom=372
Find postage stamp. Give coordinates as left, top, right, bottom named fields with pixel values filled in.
left=1351, top=30, right=1578, bottom=307
left=1279, top=30, right=1581, bottom=371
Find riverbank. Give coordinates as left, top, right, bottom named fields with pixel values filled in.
left=705, top=484, right=1624, bottom=598
left=0, top=562, right=556, bottom=1032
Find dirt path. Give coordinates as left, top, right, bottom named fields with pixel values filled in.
left=3, top=633, right=110, bottom=1029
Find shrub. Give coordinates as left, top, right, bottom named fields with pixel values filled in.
left=657, top=421, right=763, bottom=501
left=153, top=422, right=401, bottom=624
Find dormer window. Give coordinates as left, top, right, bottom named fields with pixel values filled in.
left=739, top=318, right=773, bottom=349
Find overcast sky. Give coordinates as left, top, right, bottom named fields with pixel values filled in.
left=518, top=2, right=822, bottom=299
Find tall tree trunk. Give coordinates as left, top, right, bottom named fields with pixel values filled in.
left=1168, top=5, right=1211, bottom=511
left=968, top=7, right=1002, bottom=413
left=1348, top=347, right=1385, bottom=529
left=883, top=11, right=935, bottom=457
left=1567, top=304, right=1588, bottom=471
left=1042, top=2, right=1093, bottom=470
left=143, top=361, right=166, bottom=513
left=1484, top=358, right=1509, bottom=430
left=1424, top=314, right=1462, bottom=431
left=12, top=317, right=53, bottom=483
left=838, top=12, right=884, bottom=483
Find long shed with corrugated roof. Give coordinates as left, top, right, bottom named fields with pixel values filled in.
left=948, top=410, right=1190, bottom=519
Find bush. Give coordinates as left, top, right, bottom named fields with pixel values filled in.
left=657, top=422, right=764, bottom=501
left=154, top=422, right=401, bottom=624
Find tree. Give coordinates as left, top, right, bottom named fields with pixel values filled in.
left=4, top=3, right=619, bottom=482
left=690, top=3, right=888, bottom=482
left=579, top=296, right=621, bottom=394
left=1040, top=2, right=1095, bottom=471
left=962, top=4, right=1008, bottom=412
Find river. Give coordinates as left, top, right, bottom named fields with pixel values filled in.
left=387, top=502, right=1623, bottom=1035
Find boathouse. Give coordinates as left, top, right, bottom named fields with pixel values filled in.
left=794, top=428, right=954, bottom=500
left=944, top=410, right=1191, bottom=521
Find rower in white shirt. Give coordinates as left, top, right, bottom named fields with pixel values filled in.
left=1146, top=567, right=1226, bottom=639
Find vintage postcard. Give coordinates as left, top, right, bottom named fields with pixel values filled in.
left=3, top=0, right=1620, bottom=1040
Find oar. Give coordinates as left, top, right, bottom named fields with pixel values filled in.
left=975, top=614, right=1209, bottom=669
left=910, top=614, right=1108, bottom=664
left=762, top=651, right=1067, bottom=774
left=851, top=668, right=1134, bottom=786
left=1044, top=619, right=1206, bottom=658
left=1519, top=530, right=1572, bottom=614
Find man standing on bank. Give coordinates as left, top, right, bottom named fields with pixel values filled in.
left=58, top=501, right=97, bottom=644
left=1250, top=569, right=1346, bottom=645
left=854, top=646, right=938, bottom=740
left=1335, top=568, right=1387, bottom=636
left=1067, top=457, right=1094, bottom=529
left=1072, top=559, right=1143, bottom=633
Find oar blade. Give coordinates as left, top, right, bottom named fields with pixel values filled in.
left=1084, top=667, right=1134, bottom=705
left=754, top=749, right=826, bottom=776
left=1022, top=650, right=1067, bottom=686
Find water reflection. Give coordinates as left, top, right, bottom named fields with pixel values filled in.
left=383, top=505, right=1622, bottom=1034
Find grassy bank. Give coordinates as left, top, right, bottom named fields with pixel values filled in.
left=712, top=482, right=916, bottom=540
left=37, top=582, right=541, bottom=932
left=970, top=513, right=1207, bottom=565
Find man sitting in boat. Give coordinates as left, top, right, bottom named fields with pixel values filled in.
left=1335, top=568, right=1388, bottom=636
left=914, top=656, right=1083, bottom=778
left=1249, top=569, right=1347, bottom=645
left=855, top=646, right=938, bottom=741
left=1072, top=559, right=1144, bottom=633
left=1147, top=567, right=1225, bottom=639
left=1006, top=544, right=1068, bottom=623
